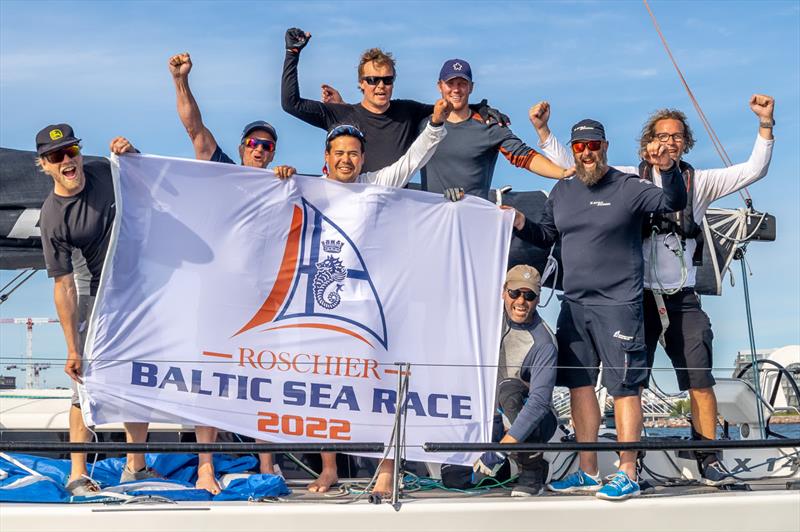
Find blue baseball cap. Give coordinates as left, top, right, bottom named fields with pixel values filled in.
left=439, top=59, right=472, bottom=82
left=569, top=119, right=606, bottom=144
left=241, top=121, right=278, bottom=143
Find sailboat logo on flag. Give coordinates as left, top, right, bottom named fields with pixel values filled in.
left=235, top=198, right=388, bottom=349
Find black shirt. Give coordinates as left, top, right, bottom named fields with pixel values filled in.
left=39, top=160, right=116, bottom=295
left=515, top=166, right=687, bottom=305
left=281, top=51, right=432, bottom=172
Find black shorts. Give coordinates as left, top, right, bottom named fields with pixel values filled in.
left=555, top=300, right=648, bottom=397
left=644, top=289, right=715, bottom=391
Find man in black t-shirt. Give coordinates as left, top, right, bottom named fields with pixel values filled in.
left=281, top=28, right=505, bottom=173
left=168, top=52, right=295, bottom=178
left=36, top=124, right=158, bottom=494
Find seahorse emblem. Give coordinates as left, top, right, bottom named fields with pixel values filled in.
left=313, top=255, right=348, bottom=309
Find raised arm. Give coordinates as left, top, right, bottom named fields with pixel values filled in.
left=281, top=28, right=337, bottom=130
left=529, top=101, right=574, bottom=169
left=694, top=94, right=775, bottom=207
left=365, top=99, right=452, bottom=187
left=169, top=53, right=219, bottom=161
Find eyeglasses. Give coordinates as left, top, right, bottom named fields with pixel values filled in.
left=361, top=75, right=395, bottom=86
left=243, top=138, right=276, bottom=152
left=43, top=144, right=81, bottom=163
left=506, top=289, right=537, bottom=301
left=655, top=133, right=685, bottom=143
left=326, top=124, right=366, bottom=143
left=571, top=140, right=603, bottom=154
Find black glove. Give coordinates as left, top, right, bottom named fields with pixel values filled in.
left=285, top=28, right=310, bottom=53
left=444, top=187, right=465, bottom=202
left=471, top=99, right=510, bottom=127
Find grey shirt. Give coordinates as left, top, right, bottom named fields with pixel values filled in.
left=420, top=114, right=541, bottom=200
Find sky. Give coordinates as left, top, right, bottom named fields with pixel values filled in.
left=1, top=0, right=798, bottom=392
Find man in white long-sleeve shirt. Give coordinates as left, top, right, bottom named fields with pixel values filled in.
left=287, top=97, right=451, bottom=496
left=529, top=95, right=775, bottom=486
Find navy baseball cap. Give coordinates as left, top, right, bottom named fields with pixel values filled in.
left=439, top=59, right=472, bottom=82
left=569, top=119, right=606, bottom=144
left=241, top=121, right=278, bottom=143
left=35, top=123, right=81, bottom=155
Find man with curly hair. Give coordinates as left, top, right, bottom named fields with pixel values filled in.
left=530, top=95, right=775, bottom=486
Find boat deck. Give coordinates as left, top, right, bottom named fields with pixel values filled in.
left=2, top=478, right=798, bottom=532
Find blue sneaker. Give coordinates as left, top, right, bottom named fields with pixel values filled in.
left=547, top=469, right=602, bottom=493
left=595, top=471, right=641, bottom=501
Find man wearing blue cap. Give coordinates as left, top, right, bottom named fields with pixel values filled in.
left=169, top=52, right=294, bottom=177
left=169, top=52, right=293, bottom=493
left=424, top=59, right=572, bottom=201
left=509, top=120, right=687, bottom=500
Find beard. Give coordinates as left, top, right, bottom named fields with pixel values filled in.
left=575, top=151, right=608, bottom=186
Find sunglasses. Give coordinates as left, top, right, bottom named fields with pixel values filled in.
left=243, top=138, right=276, bottom=152
left=44, top=144, right=81, bottom=163
left=326, top=124, right=366, bottom=143
left=571, top=140, right=603, bottom=154
left=506, top=288, right=537, bottom=301
left=361, top=75, right=395, bottom=86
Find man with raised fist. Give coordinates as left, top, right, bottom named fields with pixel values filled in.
left=530, top=95, right=775, bottom=486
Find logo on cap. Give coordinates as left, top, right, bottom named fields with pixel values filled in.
left=49, top=129, right=63, bottom=141
left=523, top=272, right=531, bottom=279
left=452, top=63, right=463, bottom=71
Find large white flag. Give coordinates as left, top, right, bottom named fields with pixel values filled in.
left=82, top=154, right=513, bottom=465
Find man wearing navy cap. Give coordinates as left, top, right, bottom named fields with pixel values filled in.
left=424, top=59, right=572, bottom=201
left=510, top=119, right=687, bottom=500
left=35, top=125, right=158, bottom=494
left=169, top=52, right=294, bottom=177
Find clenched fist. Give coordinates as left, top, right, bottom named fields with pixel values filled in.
left=645, top=140, right=673, bottom=171
left=109, top=136, right=136, bottom=155
left=749, top=94, right=775, bottom=122
left=431, top=98, right=454, bottom=125
left=529, top=101, right=551, bottom=130
left=285, top=28, right=311, bottom=53
left=169, top=53, right=192, bottom=79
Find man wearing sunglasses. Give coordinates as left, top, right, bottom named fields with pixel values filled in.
left=509, top=119, right=686, bottom=501
left=281, top=28, right=504, bottom=174
left=286, top=99, right=449, bottom=495
left=530, top=96, right=775, bottom=486
left=425, top=59, right=573, bottom=202
left=35, top=125, right=159, bottom=494
left=169, top=52, right=295, bottom=178
left=472, top=265, right=559, bottom=497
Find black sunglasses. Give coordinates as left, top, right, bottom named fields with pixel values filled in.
left=361, top=75, right=395, bottom=86
left=506, top=288, right=537, bottom=301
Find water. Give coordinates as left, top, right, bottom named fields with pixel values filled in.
left=645, top=423, right=800, bottom=439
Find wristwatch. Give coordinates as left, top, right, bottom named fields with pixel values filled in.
left=759, top=118, right=775, bottom=129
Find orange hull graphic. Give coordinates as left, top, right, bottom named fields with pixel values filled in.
left=260, top=322, right=374, bottom=349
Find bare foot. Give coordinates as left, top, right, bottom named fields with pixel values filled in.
left=259, top=456, right=275, bottom=475
left=371, top=466, right=394, bottom=497
left=196, top=464, right=221, bottom=495
left=308, top=469, right=338, bottom=493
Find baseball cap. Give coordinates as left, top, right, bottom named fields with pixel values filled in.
left=439, top=59, right=472, bottom=82
left=506, top=265, right=542, bottom=295
left=35, top=123, right=81, bottom=155
left=241, top=121, right=278, bottom=143
left=569, top=119, right=606, bottom=144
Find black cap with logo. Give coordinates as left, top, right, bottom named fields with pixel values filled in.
left=35, top=123, right=81, bottom=155
left=569, top=119, right=606, bottom=144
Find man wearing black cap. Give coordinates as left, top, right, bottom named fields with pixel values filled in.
left=472, top=265, right=558, bottom=497
left=510, top=119, right=687, bottom=500
left=169, top=52, right=294, bottom=177
left=531, top=97, right=775, bottom=486
left=423, top=59, right=572, bottom=201
left=281, top=28, right=506, bottom=173
left=35, top=125, right=157, bottom=494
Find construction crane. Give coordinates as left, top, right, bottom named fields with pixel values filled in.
left=0, top=317, right=59, bottom=389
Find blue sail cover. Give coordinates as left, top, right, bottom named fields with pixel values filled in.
left=0, top=453, right=289, bottom=503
